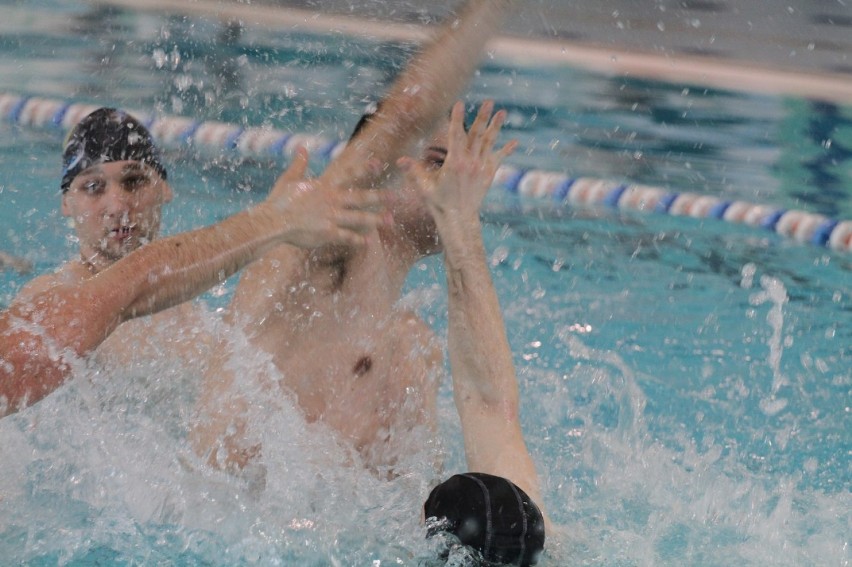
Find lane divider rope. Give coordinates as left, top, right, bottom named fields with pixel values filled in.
left=3, top=92, right=850, bottom=253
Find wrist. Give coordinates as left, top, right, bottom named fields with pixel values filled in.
left=434, top=209, right=480, bottom=239
left=437, top=215, right=486, bottom=262
left=251, top=200, right=291, bottom=245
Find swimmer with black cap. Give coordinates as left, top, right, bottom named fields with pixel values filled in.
left=58, top=108, right=173, bottom=274
left=425, top=473, right=546, bottom=566
left=399, top=100, right=550, bottom=565
left=2, top=104, right=388, bottom=418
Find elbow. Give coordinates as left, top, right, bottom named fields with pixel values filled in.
left=456, top=386, right=521, bottom=423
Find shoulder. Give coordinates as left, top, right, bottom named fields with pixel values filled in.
left=14, top=263, right=86, bottom=304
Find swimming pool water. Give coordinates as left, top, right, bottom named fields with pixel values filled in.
left=1, top=2, right=850, bottom=565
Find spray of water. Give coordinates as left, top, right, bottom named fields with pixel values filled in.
left=0, top=304, right=442, bottom=565
left=742, top=264, right=790, bottom=416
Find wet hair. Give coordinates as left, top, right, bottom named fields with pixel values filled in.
left=349, top=101, right=382, bottom=141
left=424, top=473, right=546, bottom=566
left=61, top=107, right=167, bottom=192
left=348, top=100, right=470, bottom=143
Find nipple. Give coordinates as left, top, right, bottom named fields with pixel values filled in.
left=353, top=356, right=372, bottom=377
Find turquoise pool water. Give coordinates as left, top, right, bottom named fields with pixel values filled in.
left=1, top=2, right=850, bottom=565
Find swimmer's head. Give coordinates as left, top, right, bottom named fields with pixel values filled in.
left=60, top=108, right=172, bottom=271
left=61, top=107, right=167, bottom=192
left=424, top=473, right=546, bottom=567
left=348, top=102, right=456, bottom=258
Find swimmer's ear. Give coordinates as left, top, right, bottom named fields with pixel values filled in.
left=161, top=181, right=174, bottom=204
left=61, top=192, right=71, bottom=217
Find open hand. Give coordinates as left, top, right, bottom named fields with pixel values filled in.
left=397, top=100, right=517, bottom=224
left=266, top=148, right=388, bottom=249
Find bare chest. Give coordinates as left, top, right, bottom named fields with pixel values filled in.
left=253, top=301, right=437, bottom=449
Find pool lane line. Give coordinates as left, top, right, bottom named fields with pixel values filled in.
left=2, top=91, right=850, bottom=254
left=92, top=0, right=852, bottom=105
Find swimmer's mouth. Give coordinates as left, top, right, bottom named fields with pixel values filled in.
left=108, top=225, right=137, bottom=239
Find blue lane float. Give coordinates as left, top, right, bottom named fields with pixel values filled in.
left=3, top=92, right=851, bottom=254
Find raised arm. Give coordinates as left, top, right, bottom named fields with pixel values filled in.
left=0, top=162, right=385, bottom=418
left=231, top=0, right=518, bottom=318
left=322, top=0, right=518, bottom=189
left=400, top=101, right=547, bottom=519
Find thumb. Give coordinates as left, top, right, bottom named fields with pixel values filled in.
left=281, top=147, right=310, bottom=182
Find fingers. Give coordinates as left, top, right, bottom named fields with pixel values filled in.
left=269, top=148, right=310, bottom=201
left=496, top=139, right=519, bottom=161
left=334, top=208, right=387, bottom=235
left=467, top=99, right=494, bottom=156
left=339, top=185, right=388, bottom=214
left=480, top=108, right=507, bottom=158
left=448, top=99, right=510, bottom=162
left=446, top=101, right=467, bottom=159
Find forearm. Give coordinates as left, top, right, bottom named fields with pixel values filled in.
left=441, top=217, right=549, bottom=521
left=116, top=202, right=289, bottom=319
left=441, top=216, right=519, bottom=410
left=0, top=202, right=287, bottom=418
left=322, top=0, right=517, bottom=188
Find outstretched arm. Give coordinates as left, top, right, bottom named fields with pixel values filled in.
left=231, top=0, right=518, bottom=321
left=400, top=101, right=548, bottom=522
left=322, top=0, right=518, bottom=190
left=0, top=163, right=385, bottom=418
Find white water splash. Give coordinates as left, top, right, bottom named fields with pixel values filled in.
left=747, top=273, right=790, bottom=415
left=0, top=306, right=439, bottom=565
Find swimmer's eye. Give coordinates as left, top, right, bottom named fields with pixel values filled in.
left=423, top=147, right=448, bottom=170
left=122, top=174, right=151, bottom=191
left=424, top=157, right=445, bottom=170
left=81, top=179, right=106, bottom=195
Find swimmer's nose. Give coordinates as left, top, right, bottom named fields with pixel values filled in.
left=102, top=181, right=132, bottom=217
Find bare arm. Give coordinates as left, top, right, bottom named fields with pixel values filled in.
left=400, top=101, right=548, bottom=522
left=0, top=164, right=385, bottom=418
left=230, top=0, right=518, bottom=313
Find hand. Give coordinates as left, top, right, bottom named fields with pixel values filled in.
left=397, top=100, right=517, bottom=224
left=0, top=252, right=32, bottom=275
left=266, top=148, right=389, bottom=249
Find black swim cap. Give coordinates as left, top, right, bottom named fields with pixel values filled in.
left=61, top=107, right=167, bottom=192
left=424, top=473, right=545, bottom=566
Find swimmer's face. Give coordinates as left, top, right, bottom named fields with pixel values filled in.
left=391, top=123, right=449, bottom=256
left=61, top=160, right=173, bottom=269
